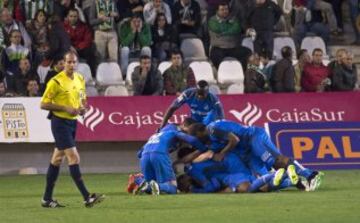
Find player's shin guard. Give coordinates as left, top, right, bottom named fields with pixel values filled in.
left=43, top=163, right=60, bottom=201
left=158, top=182, right=177, bottom=194
left=293, top=160, right=314, bottom=179
left=69, top=164, right=90, bottom=200
left=247, top=173, right=274, bottom=193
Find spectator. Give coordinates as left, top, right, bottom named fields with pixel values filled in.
left=305, top=0, right=339, bottom=33
left=294, top=49, right=311, bottom=92
left=208, top=2, right=252, bottom=69
left=81, top=0, right=95, bottom=23
left=0, top=0, right=15, bottom=15
left=0, top=7, right=32, bottom=49
left=291, top=3, right=330, bottom=47
left=53, top=0, right=79, bottom=21
left=0, top=27, right=5, bottom=56
left=332, top=52, right=357, bottom=91
left=119, top=13, right=152, bottom=74
left=325, top=0, right=344, bottom=33
left=172, top=0, right=201, bottom=36
left=132, top=55, right=163, bottom=95
left=44, top=56, right=64, bottom=87
left=26, top=78, right=40, bottom=96
left=151, top=13, right=177, bottom=61
left=143, top=0, right=172, bottom=25
left=301, top=48, right=330, bottom=92
left=259, top=51, right=275, bottom=80
left=206, top=0, right=226, bottom=17
left=14, top=58, right=39, bottom=96
left=271, top=46, right=295, bottom=93
left=26, top=9, right=50, bottom=67
left=1, top=30, right=30, bottom=76
left=18, top=0, right=54, bottom=23
left=0, top=79, right=6, bottom=96
left=328, top=48, right=347, bottom=72
left=46, top=16, right=72, bottom=61
left=230, top=0, right=255, bottom=28
left=64, top=8, right=97, bottom=75
left=244, top=53, right=267, bottom=93
left=348, top=0, right=360, bottom=44
left=117, top=0, right=144, bottom=20
left=89, top=0, right=119, bottom=62
left=163, top=49, right=196, bottom=95
left=247, top=0, right=282, bottom=56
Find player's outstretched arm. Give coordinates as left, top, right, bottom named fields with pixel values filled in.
left=160, top=106, right=177, bottom=130
left=213, top=132, right=239, bottom=161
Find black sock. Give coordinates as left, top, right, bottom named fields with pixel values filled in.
left=69, top=164, right=90, bottom=200
left=43, top=163, right=60, bottom=201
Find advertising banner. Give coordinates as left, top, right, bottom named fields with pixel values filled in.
left=1, top=92, right=360, bottom=143
left=267, top=122, right=360, bottom=169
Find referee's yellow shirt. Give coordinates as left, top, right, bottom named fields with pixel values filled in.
left=41, top=71, right=86, bottom=120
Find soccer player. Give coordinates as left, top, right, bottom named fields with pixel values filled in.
left=40, top=52, right=104, bottom=208
left=190, top=120, right=324, bottom=191
left=159, top=80, right=224, bottom=129
left=134, top=129, right=207, bottom=195
left=159, top=117, right=198, bottom=133
left=176, top=147, right=292, bottom=193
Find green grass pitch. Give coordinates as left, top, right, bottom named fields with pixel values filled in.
left=0, top=170, right=360, bottom=223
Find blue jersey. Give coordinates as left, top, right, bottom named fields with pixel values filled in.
left=160, top=123, right=180, bottom=133
left=207, top=120, right=256, bottom=142
left=171, top=88, right=224, bottom=122
left=185, top=160, right=222, bottom=193
left=207, top=120, right=256, bottom=153
left=142, top=131, right=207, bottom=154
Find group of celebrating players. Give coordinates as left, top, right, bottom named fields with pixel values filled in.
left=40, top=52, right=324, bottom=208
left=128, top=80, right=324, bottom=195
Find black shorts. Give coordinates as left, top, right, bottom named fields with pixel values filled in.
left=51, top=115, right=77, bottom=150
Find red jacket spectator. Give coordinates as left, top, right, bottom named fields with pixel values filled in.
left=294, top=0, right=306, bottom=6
left=63, top=20, right=93, bottom=50
left=13, top=0, right=25, bottom=23
left=301, top=62, right=330, bottom=92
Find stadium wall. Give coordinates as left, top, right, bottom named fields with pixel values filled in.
left=0, top=142, right=143, bottom=175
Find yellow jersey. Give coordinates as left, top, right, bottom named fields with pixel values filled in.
left=41, top=71, right=86, bottom=120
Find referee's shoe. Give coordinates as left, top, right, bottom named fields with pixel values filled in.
left=84, top=193, right=105, bottom=208
left=41, top=199, right=65, bottom=208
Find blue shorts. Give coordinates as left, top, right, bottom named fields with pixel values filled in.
left=248, top=128, right=281, bottom=166
left=51, top=116, right=77, bottom=150
left=222, top=153, right=252, bottom=176
left=248, top=156, right=271, bottom=176
left=217, top=173, right=251, bottom=192
left=140, top=152, right=176, bottom=183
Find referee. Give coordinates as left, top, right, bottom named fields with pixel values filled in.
left=40, top=51, right=104, bottom=208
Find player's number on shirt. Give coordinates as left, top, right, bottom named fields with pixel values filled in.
left=147, top=132, right=163, bottom=144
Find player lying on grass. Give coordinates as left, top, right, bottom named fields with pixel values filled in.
left=133, top=127, right=208, bottom=195
left=159, top=80, right=224, bottom=129
left=190, top=120, right=324, bottom=191
left=176, top=147, right=298, bottom=193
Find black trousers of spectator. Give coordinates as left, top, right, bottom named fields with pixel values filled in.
left=326, top=0, right=344, bottom=30
left=254, top=31, right=274, bottom=57
left=210, top=46, right=252, bottom=69
left=77, top=45, right=98, bottom=77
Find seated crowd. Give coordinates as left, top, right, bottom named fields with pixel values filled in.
left=0, top=0, right=359, bottom=97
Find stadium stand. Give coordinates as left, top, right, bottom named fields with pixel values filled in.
left=217, top=60, right=244, bottom=86
left=158, top=61, right=172, bottom=75
left=104, top=85, right=129, bottom=96
left=189, top=61, right=216, bottom=84
left=76, top=63, right=95, bottom=86
left=227, top=83, right=244, bottom=94
left=96, top=62, right=124, bottom=87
